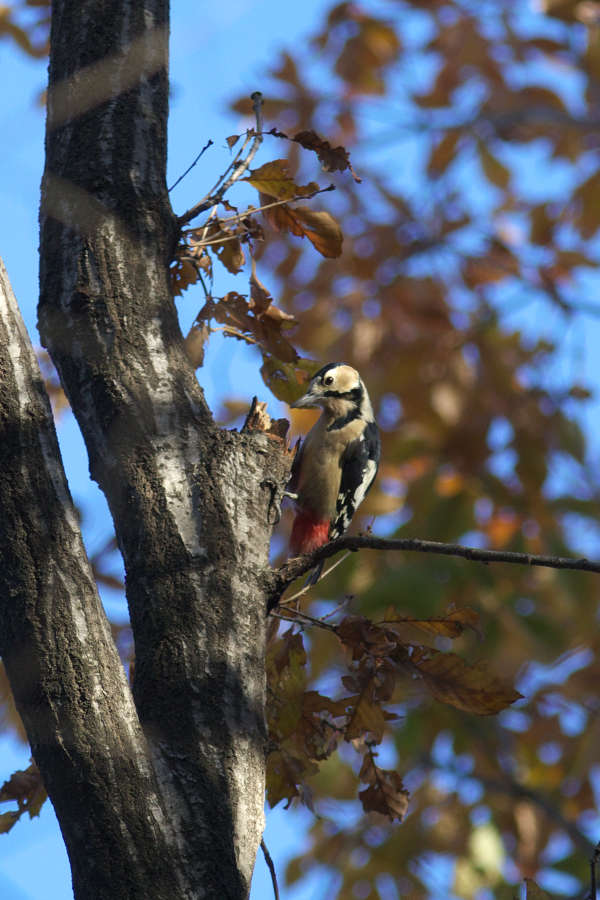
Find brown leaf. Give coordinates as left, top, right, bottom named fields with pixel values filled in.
left=334, top=19, right=400, bottom=95
left=266, top=749, right=317, bottom=808
left=415, top=61, right=461, bottom=108
left=570, top=168, right=600, bottom=239
left=477, top=140, right=510, bottom=189
left=249, top=258, right=273, bottom=312
left=259, top=320, right=299, bottom=363
left=302, top=690, right=349, bottom=718
left=0, top=763, right=47, bottom=823
left=213, top=292, right=255, bottom=334
left=216, top=237, right=245, bottom=274
left=530, top=203, right=555, bottom=245
left=427, top=130, right=460, bottom=175
left=262, top=196, right=343, bottom=258
left=291, top=208, right=344, bottom=258
left=244, top=159, right=319, bottom=201
left=358, top=754, right=409, bottom=821
left=345, top=691, right=386, bottom=743
left=262, top=304, right=296, bottom=324
left=410, top=648, right=522, bottom=715
left=0, top=811, right=18, bottom=834
left=170, top=258, right=200, bottom=297
left=338, top=615, right=398, bottom=659
left=292, top=129, right=361, bottom=182
left=184, top=322, right=210, bottom=369
left=226, top=134, right=240, bottom=149
left=383, top=607, right=481, bottom=640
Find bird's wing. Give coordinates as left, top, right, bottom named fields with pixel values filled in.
left=330, top=420, right=380, bottom=540
left=287, top=437, right=304, bottom=494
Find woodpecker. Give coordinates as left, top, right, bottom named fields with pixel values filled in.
left=288, top=363, right=380, bottom=563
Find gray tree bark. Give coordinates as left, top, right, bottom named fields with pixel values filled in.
left=0, top=1, right=290, bottom=898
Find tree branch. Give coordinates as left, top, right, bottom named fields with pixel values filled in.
left=177, top=91, right=264, bottom=226
left=270, top=534, right=600, bottom=605
left=260, top=839, right=280, bottom=900
left=168, top=138, right=213, bottom=193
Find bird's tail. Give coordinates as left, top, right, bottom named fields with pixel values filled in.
left=304, top=559, right=324, bottom=587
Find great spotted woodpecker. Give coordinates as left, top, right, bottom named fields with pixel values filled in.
left=288, top=363, right=380, bottom=562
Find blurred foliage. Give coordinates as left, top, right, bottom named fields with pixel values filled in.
left=3, top=0, right=600, bottom=898
left=228, top=1, right=600, bottom=897
left=0, top=1, right=48, bottom=58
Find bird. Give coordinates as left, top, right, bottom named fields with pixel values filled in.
left=287, top=363, right=380, bottom=579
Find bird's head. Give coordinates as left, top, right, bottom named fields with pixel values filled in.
left=291, top=363, right=372, bottom=420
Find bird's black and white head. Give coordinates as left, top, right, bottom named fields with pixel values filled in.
left=291, top=363, right=374, bottom=426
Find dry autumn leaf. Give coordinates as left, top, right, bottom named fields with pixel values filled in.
left=261, top=196, right=343, bottom=258
left=243, top=159, right=319, bottom=201
left=477, top=139, right=511, bottom=190
left=170, top=257, right=200, bottom=297
left=293, top=129, right=361, bottom=182
left=215, top=236, right=245, bottom=274
left=344, top=690, right=386, bottom=743
left=382, top=607, right=481, bottom=640
left=184, top=322, right=210, bottom=369
left=358, top=752, right=409, bottom=822
left=410, top=647, right=522, bottom=715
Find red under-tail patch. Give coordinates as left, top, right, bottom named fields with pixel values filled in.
left=290, top=510, right=330, bottom=556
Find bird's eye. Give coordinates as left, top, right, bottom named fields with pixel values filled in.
left=324, top=375, right=334, bottom=385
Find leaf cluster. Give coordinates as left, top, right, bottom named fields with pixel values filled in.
left=266, top=606, right=520, bottom=821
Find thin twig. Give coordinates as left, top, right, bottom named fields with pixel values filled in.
left=268, top=535, right=600, bottom=608
left=183, top=183, right=335, bottom=235
left=168, top=139, right=213, bottom=193
left=272, top=606, right=338, bottom=633
left=211, top=326, right=258, bottom=345
left=278, top=550, right=353, bottom=607
left=191, top=232, right=247, bottom=249
left=321, top=595, right=352, bottom=621
left=261, top=838, right=280, bottom=900
left=200, top=205, right=218, bottom=244
left=178, top=92, right=265, bottom=226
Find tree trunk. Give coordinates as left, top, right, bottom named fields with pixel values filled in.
left=0, top=258, right=186, bottom=899
left=3, top=2, right=291, bottom=898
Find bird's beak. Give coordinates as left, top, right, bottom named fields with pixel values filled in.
left=291, top=389, right=319, bottom=409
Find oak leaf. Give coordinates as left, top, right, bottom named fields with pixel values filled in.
left=383, top=607, right=481, bottom=640
left=184, top=323, right=210, bottom=370
left=358, top=752, right=409, bottom=822
left=344, top=691, right=386, bottom=743
left=243, top=159, right=318, bottom=201
left=292, top=129, right=361, bottom=182
left=215, top=237, right=245, bottom=274
left=260, top=192, right=343, bottom=259
left=410, top=648, right=522, bottom=714
left=170, top=258, right=200, bottom=297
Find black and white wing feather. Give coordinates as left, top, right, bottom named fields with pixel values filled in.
left=330, top=420, right=381, bottom=540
